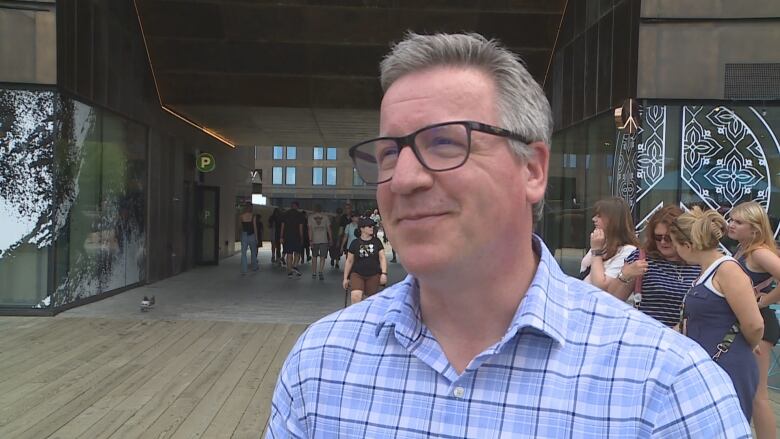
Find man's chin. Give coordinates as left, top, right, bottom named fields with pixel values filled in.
left=395, top=247, right=453, bottom=275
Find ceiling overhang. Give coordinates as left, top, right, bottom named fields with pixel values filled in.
left=134, top=0, right=565, bottom=148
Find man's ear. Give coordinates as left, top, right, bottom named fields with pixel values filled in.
left=525, top=141, right=549, bottom=205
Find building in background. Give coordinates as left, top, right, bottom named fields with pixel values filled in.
left=0, top=1, right=252, bottom=313
left=543, top=0, right=780, bottom=275
left=253, top=144, right=376, bottom=214
left=3, top=0, right=777, bottom=312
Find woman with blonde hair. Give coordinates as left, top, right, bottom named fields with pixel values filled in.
left=580, top=197, right=639, bottom=290
left=670, top=206, right=764, bottom=420
left=606, top=205, right=700, bottom=326
left=728, top=201, right=780, bottom=438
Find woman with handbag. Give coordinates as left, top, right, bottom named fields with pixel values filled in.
left=728, top=201, right=780, bottom=438
left=669, top=206, right=764, bottom=420
left=580, top=197, right=639, bottom=290
left=606, top=205, right=700, bottom=326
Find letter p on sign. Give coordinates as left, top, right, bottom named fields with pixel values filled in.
left=197, top=153, right=216, bottom=173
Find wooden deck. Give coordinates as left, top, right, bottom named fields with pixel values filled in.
left=0, top=317, right=305, bottom=439
left=0, top=316, right=778, bottom=438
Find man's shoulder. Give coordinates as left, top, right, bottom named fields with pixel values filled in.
left=290, top=285, right=404, bottom=361
left=560, top=276, right=710, bottom=375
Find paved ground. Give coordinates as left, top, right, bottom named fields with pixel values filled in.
left=61, top=246, right=407, bottom=324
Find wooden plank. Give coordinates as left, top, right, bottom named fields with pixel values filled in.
left=0, top=319, right=141, bottom=407
left=135, top=323, right=255, bottom=439
left=46, top=320, right=218, bottom=439
left=0, top=318, right=94, bottom=373
left=233, top=324, right=306, bottom=439
left=0, top=320, right=187, bottom=438
left=0, top=316, right=50, bottom=341
left=0, top=317, right=76, bottom=351
left=170, top=323, right=275, bottom=439
left=105, top=321, right=244, bottom=439
left=202, top=324, right=292, bottom=438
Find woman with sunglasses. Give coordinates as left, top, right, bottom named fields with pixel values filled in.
left=580, top=197, right=639, bottom=290
left=669, top=206, right=763, bottom=421
left=728, top=201, right=780, bottom=438
left=606, top=206, right=700, bottom=326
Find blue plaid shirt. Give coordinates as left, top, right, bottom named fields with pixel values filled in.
left=268, top=237, right=751, bottom=438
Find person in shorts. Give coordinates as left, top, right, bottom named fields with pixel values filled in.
left=307, top=204, right=332, bottom=280
left=343, top=217, right=387, bottom=305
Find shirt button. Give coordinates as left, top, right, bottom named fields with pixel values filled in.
left=453, top=387, right=465, bottom=398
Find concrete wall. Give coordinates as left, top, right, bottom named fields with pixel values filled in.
left=638, top=0, right=780, bottom=99
left=0, top=1, right=56, bottom=84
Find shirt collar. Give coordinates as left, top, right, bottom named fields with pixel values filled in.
left=375, top=235, right=569, bottom=348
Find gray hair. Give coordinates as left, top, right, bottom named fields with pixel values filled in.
left=379, top=32, right=552, bottom=220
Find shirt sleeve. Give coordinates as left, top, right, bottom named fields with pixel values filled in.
left=348, top=239, right=358, bottom=255
left=603, top=245, right=636, bottom=278
left=266, top=340, right=308, bottom=438
left=624, top=248, right=640, bottom=264
left=375, top=237, right=384, bottom=251
left=650, top=352, right=752, bottom=438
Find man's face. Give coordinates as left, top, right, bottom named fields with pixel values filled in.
left=344, top=204, right=352, bottom=215
left=376, top=66, right=548, bottom=275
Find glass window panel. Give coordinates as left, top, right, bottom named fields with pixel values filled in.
left=272, top=166, right=283, bottom=184
left=0, top=89, right=56, bottom=306
left=64, top=102, right=103, bottom=301
left=273, top=146, right=284, bottom=160
left=313, top=147, right=324, bottom=160
left=286, top=167, right=296, bottom=185
left=326, top=167, right=336, bottom=186
left=327, top=147, right=337, bottom=160
left=312, top=167, right=323, bottom=185
left=286, top=146, right=297, bottom=160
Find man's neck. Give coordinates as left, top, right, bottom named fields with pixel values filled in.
left=417, top=235, right=540, bottom=374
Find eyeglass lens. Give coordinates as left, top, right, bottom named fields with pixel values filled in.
left=352, top=123, right=470, bottom=184
left=654, top=234, right=672, bottom=243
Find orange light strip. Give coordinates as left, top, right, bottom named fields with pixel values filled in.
left=543, top=0, right=569, bottom=88
left=131, top=0, right=237, bottom=148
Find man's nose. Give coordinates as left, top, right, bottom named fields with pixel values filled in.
left=389, top=146, right=434, bottom=193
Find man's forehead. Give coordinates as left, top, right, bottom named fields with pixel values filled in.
left=379, top=67, right=497, bottom=134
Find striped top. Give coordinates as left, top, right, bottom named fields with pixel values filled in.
left=267, top=236, right=750, bottom=438
left=625, top=249, right=700, bottom=327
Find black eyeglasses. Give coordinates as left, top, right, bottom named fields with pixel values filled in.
left=654, top=234, right=672, bottom=243
left=348, top=121, right=533, bottom=185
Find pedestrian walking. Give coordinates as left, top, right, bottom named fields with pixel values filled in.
left=342, top=218, right=387, bottom=304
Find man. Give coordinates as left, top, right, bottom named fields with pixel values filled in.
left=339, top=212, right=359, bottom=259
left=328, top=207, right=343, bottom=268
left=335, top=202, right=353, bottom=270
left=279, top=201, right=304, bottom=279
left=269, top=207, right=284, bottom=265
left=307, top=204, right=331, bottom=280
left=268, top=33, right=751, bottom=437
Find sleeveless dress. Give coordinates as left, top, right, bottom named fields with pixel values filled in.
left=683, top=256, right=758, bottom=421
left=737, top=253, right=780, bottom=345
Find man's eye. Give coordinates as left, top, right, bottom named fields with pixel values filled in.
left=377, top=145, right=399, bottom=160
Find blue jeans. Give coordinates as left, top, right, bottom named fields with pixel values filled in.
left=240, top=231, right=258, bottom=273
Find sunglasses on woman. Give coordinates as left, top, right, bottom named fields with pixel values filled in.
left=654, top=234, right=672, bottom=243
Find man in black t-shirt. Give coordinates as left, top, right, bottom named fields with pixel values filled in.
left=280, top=201, right=305, bottom=278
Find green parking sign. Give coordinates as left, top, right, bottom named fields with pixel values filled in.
left=197, top=153, right=216, bottom=172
